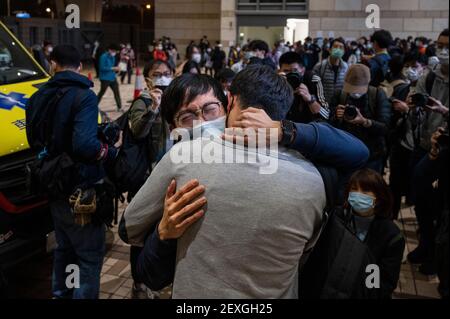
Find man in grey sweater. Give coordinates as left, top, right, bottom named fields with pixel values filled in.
left=124, top=65, right=326, bottom=298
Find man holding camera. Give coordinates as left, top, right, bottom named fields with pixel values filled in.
left=330, top=64, right=391, bottom=174
left=26, top=45, right=122, bottom=299
left=279, top=52, right=329, bottom=123
left=406, top=29, right=449, bottom=274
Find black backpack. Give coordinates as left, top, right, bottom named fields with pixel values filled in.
left=26, top=86, right=84, bottom=199
left=27, top=86, right=116, bottom=227
left=106, top=96, right=153, bottom=200
left=299, top=166, right=380, bottom=299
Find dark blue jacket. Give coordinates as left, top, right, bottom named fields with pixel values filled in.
left=26, top=71, right=117, bottom=187
left=135, top=123, right=370, bottom=291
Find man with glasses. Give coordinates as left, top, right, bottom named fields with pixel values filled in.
left=123, top=66, right=369, bottom=298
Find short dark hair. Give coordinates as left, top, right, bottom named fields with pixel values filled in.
left=279, top=52, right=305, bottom=68
left=143, top=59, right=173, bottom=78
left=182, top=61, right=201, bottom=74
left=440, top=28, right=449, bottom=38
left=331, top=37, right=346, bottom=48
left=215, top=68, right=236, bottom=83
left=404, top=49, right=420, bottom=65
left=161, top=74, right=227, bottom=126
left=344, top=168, right=393, bottom=219
left=108, top=43, right=120, bottom=51
left=371, top=29, right=393, bottom=49
left=388, top=54, right=405, bottom=78
left=49, top=45, right=81, bottom=69
left=229, top=65, right=294, bottom=121
left=248, top=40, right=269, bottom=55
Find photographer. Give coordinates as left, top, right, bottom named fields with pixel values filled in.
left=279, top=52, right=330, bottom=123
left=387, top=51, right=424, bottom=218
left=407, top=29, right=449, bottom=273
left=410, top=126, right=449, bottom=287
left=313, top=38, right=349, bottom=104
left=330, top=64, right=391, bottom=174
left=26, top=45, right=122, bottom=299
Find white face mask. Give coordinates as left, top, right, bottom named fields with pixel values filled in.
left=110, top=52, right=117, bottom=57
left=192, top=53, right=202, bottom=64
left=153, top=76, right=173, bottom=87
left=437, top=48, right=449, bottom=66
left=126, top=45, right=131, bottom=49
left=47, top=46, right=53, bottom=53
left=175, top=116, right=226, bottom=141
left=350, top=93, right=364, bottom=99
left=403, top=67, right=422, bottom=82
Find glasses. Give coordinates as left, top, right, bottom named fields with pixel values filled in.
left=152, top=71, right=172, bottom=77
left=175, top=102, right=222, bottom=127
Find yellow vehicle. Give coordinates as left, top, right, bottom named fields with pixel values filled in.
left=0, top=20, right=52, bottom=284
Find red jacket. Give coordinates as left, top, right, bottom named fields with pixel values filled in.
left=153, top=50, right=167, bottom=62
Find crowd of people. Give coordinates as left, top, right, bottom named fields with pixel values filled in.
left=25, top=28, right=449, bottom=300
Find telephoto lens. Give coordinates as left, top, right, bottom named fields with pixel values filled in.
left=344, top=105, right=358, bottom=121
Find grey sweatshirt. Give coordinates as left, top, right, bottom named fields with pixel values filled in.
left=124, top=136, right=326, bottom=299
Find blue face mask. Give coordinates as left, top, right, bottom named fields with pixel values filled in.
left=348, top=192, right=375, bottom=214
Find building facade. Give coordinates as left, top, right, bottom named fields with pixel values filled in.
left=155, top=0, right=449, bottom=57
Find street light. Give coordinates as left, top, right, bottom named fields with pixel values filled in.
left=46, top=7, right=54, bottom=19
left=141, top=4, right=152, bottom=25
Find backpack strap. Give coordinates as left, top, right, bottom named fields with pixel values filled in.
left=43, top=86, right=81, bottom=155
left=300, top=165, right=339, bottom=263
left=367, top=86, right=378, bottom=117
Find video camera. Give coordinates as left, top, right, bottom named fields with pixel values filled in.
left=98, top=122, right=121, bottom=146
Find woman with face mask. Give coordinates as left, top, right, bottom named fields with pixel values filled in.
left=342, top=169, right=405, bottom=299
left=126, top=59, right=174, bottom=299
left=175, top=44, right=201, bottom=76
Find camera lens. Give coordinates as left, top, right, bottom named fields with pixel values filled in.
left=344, top=106, right=358, bottom=121
left=285, top=72, right=303, bottom=90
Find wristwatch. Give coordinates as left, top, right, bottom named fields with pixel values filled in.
left=280, top=120, right=296, bottom=146
left=307, top=95, right=317, bottom=105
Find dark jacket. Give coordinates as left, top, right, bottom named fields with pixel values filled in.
left=330, top=86, right=392, bottom=160
left=362, top=214, right=405, bottom=298
left=135, top=122, right=370, bottom=291
left=286, top=71, right=330, bottom=124
left=26, top=70, right=116, bottom=188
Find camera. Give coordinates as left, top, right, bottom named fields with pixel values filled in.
left=344, top=105, right=358, bottom=121
left=98, top=122, right=121, bottom=146
left=286, top=72, right=303, bottom=90
left=411, top=93, right=430, bottom=109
